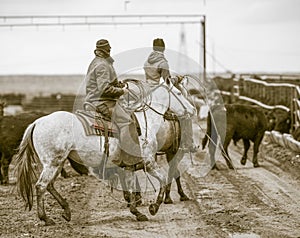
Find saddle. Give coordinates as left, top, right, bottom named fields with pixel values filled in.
left=75, top=110, right=119, bottom=137
left=75, top=109, right=141, bottom=138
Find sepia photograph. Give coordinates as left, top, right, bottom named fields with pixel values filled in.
left=0, top=0, right=299, bottom=237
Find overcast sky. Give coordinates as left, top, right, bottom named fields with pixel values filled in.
left=0, top=0, right=299, bottom=75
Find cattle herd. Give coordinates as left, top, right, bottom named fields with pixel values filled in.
left=0, top=96, right=295, bottom=231
left=0, top=100, right=292, bottom=186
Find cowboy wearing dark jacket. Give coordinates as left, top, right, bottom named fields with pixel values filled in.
left=85, top=39, right=143, bottom=167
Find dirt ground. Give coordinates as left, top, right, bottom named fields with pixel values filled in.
left=0, top=120, right=300, bottom=238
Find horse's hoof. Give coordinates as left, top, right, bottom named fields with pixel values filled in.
left=149, top=203, right=159, bottom=216
left=240, top=158, right=246, bottom=165
left=253, top=162, right=260, bottom=168
left=164, top=197, right=173, bottom=204
left=137, top=214, right=148, bottom=221
left=180, top=195, right=190, bottom=201
left=45, top=218, right=55, bottom=226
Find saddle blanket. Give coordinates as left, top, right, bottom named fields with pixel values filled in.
left=75, top=110, right=119, bottom=137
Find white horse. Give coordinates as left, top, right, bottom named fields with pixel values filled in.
left=14, top=80, right=195, bottom=225
left=121, top=78, right=197, bottom=205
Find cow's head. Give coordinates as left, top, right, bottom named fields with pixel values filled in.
left=260, top=108, right=276, bottom=131
left=265, top=108, right=291, bottom=133
left=273, top=109, right=291, bottom=134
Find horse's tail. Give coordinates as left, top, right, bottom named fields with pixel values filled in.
left=14, top=122, right=38, bottom=211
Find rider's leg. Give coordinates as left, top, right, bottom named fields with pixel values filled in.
left=112, top=104, right=143, bottom=167
left=179, top=116, right=197, bottom=153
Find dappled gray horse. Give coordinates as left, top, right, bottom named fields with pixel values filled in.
left=14, top=80, right=195, bottom=225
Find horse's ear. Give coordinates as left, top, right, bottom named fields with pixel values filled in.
left=165, top=78, right=170, bottom=86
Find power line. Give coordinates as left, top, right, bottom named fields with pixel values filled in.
left=0, top=21, right=202, bottom=28
left=0, top=14, right=205, bottom=28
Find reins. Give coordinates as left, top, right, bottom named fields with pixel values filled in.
left=143, top=82, right=190, bottom=117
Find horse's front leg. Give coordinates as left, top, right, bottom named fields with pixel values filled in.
left=124, top=168, right=148, bottom=221
left=118, top=168, right=142, bottom=207
left=145, top=161, right=166, bottom=216
left=164, top=152, right=176, bottom=204
left=117, top=168, right=130, bottom=205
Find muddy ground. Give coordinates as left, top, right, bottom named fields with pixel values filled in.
left=0, top=121, right=300, bottom=238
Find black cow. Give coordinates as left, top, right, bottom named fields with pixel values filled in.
left=202, top=104, right=290, bottom=169
left=0, top=111, right=45, bottom=184
left=0, top=110, right=88, bottom=184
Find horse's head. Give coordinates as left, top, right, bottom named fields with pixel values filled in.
left=152, top=80, right=196, bottom=117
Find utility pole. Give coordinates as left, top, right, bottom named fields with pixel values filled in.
left=124, top=1, right=130, bottom=11
left=201, top=15, right=206, bottom=81
left=177, top=24, right=188, bottom=74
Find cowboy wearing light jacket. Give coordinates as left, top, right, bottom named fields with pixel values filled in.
left=144, top=38, right=197, bottom=153
left=144, top=38, right=170, bottom=85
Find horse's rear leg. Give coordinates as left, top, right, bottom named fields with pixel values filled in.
left=47, top=182, right=71, bottom=221
left=165, top=152, right=189, bottom=204
left=165, top=170, right=189, bottom=203
left=36, top=163, right=66, bottom=225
